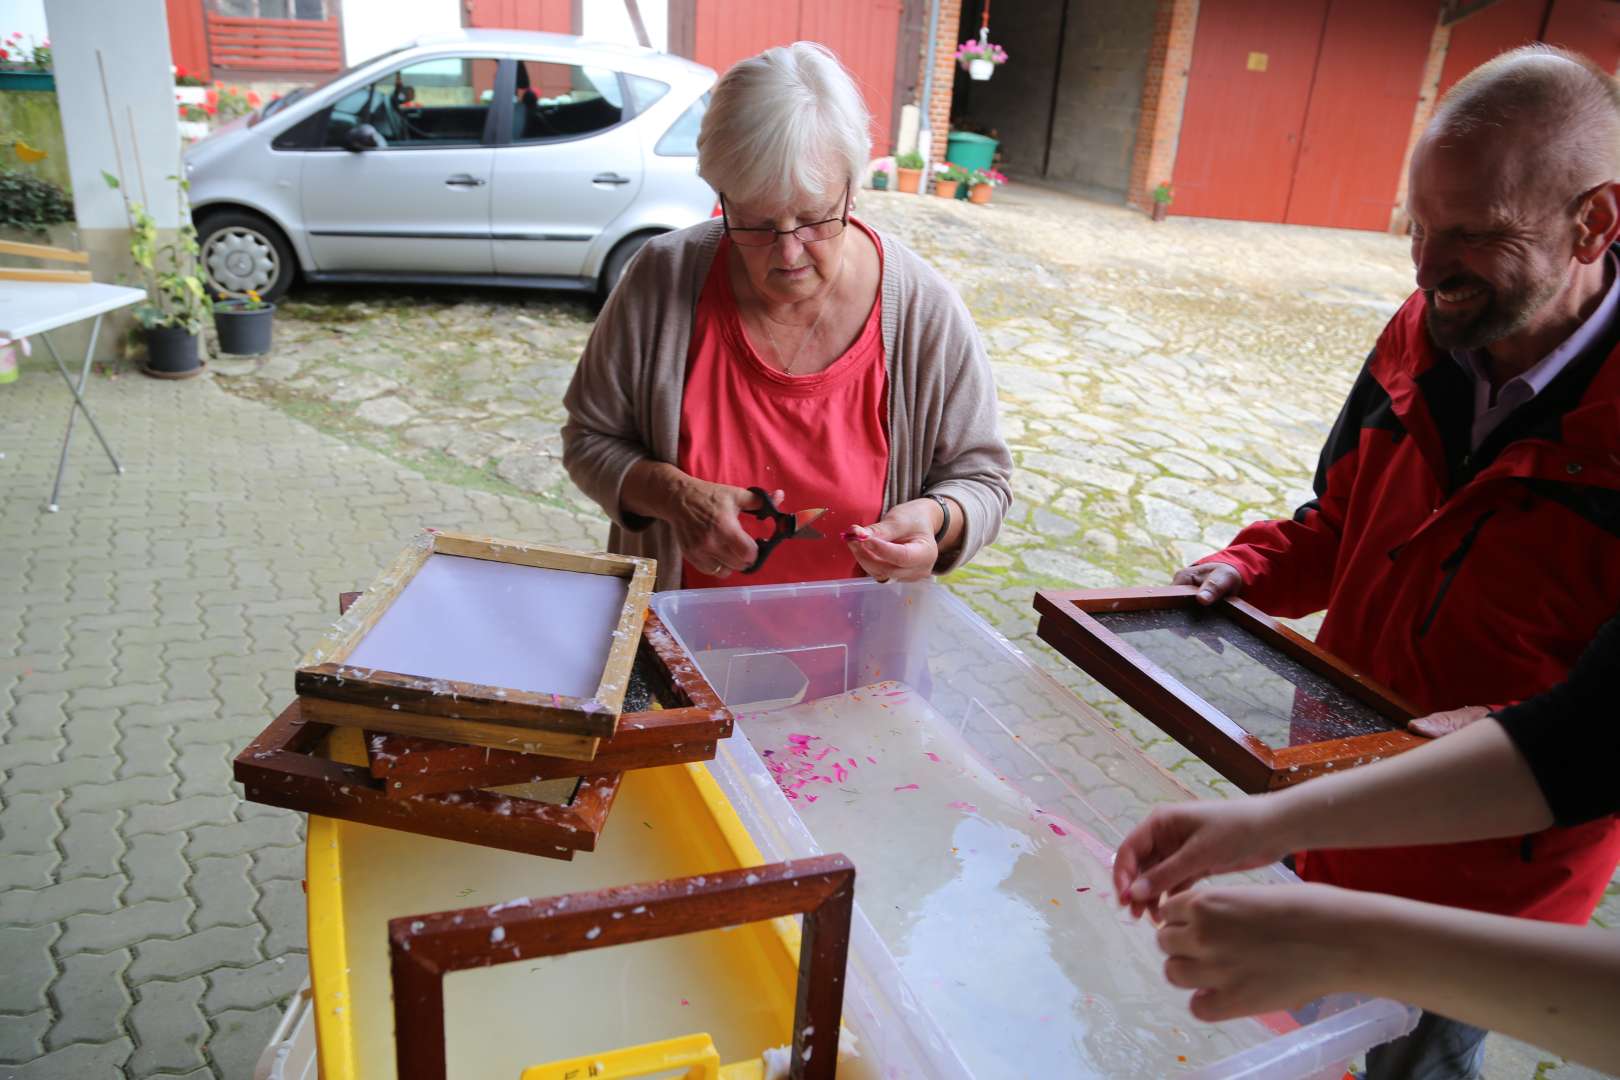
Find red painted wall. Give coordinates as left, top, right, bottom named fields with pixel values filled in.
left=689, top=0, right=903, bottom=150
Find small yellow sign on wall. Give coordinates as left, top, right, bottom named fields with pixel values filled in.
left=1247, top=51, right=1269, bottom=72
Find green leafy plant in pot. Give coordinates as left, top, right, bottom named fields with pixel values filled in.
left=213, top=288, right=275, bottom=355
left=1151, top=181, right=1173, bottom=222
left=102, top=166, right=210, bottom=376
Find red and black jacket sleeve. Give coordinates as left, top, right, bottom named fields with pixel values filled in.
left=1197, top=351, right=1386, bottom=618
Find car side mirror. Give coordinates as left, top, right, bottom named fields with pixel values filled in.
left=345, top=123, right=385, bottom=152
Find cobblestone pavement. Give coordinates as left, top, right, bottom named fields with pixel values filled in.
left=0, top=181, right=1612, bottom=1078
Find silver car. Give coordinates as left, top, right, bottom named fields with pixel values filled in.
left=185, top=30, right=717, bottom=301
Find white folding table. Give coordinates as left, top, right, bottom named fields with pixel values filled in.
left=0, top=280, right=146, bottom=511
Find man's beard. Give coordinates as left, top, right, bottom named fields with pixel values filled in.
left=1424, top=271, right=1563, bottom=351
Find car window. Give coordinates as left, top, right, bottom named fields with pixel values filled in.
left=511, top=61, right=625, bottom=142
left=656, top=91, right=709, bottom=157
left=321, top=56, right=498, bottom=149
left=626, top=75, right=669, bottom=113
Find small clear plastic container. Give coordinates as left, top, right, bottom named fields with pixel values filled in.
left=652, top=578, right=1417, bottom=1080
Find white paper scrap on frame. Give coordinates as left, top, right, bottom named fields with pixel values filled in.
left=347, top=553, right=629, bottom=699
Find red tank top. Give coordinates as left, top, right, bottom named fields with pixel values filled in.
left=678, top=221, right=888, bottom=588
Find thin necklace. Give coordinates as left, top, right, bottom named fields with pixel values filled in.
left=754, top=259, right=844, bottom=375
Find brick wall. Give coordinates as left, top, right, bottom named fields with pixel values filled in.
left=1127, top=0, right=1199, bottom=212
left=1389, top=17, right=1452, bottom=234
left=918, top=0, right=962, bottom=164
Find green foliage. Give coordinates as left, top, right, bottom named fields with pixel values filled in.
left=103, top=168, right=210, bottom=334
left=936, top=164, right=972, bottom=185
left=0, top=168, right=72, bottom=230
left=895, top=151, right=925, bottom=170
left=1153, top=181, right=1174, bottom=205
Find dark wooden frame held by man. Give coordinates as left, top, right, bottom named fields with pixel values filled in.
left=1035, top=586, right=1423, bottom=793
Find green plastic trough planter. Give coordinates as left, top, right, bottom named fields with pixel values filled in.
left=213, top=300, right=276, bottom=356
left=0, top=70, right=55, bottom=91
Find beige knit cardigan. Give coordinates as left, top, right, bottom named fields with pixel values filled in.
left=561, top=218, right=1012, bottom=589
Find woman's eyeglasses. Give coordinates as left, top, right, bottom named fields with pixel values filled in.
left=721, top=184, right=850, bottom=247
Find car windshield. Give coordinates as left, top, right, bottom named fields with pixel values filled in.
left=250, top=43, right=414, bottom=125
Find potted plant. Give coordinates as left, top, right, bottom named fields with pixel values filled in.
left=894, top=151, right=924, bottom=194
left=956, top=39, right=1008, bottom=81
left=870, top=160, right=892, bottom=191
left=933, top=163, right=969, bottom=199
left=1152, top=181, right=1173, bottom=222
left=968, top=168, right=1006, bottom=205
left=102, top=167, right=210, bottom=377
left=213, top=289, right=275, bottom=355
left=0, top=31, right=52, bottom=90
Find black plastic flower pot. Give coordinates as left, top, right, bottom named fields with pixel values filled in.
left=144, top=326, right=202, bottom=375
left=213, top=301, right=276, bottom=356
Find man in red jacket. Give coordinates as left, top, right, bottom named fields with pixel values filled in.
left=1175, top=45, right=1620, bottom=1080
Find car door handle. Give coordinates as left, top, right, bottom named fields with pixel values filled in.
left=445, top=174, right=487, bottom=187
left=592, top=172, right=632, bottom=186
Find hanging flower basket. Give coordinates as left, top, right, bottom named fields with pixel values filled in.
left=956, top=41, right=1008, bottom=81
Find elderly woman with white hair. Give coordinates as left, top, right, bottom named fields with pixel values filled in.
left=563, top=42, right=1011, bottom=590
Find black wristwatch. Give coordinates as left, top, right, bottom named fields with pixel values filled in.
left=925, top=493, right=950, bottom=543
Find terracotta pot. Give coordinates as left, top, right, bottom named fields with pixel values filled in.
left=896, top=167, right=922, bottom=194
left=933, top=180, right=960, bottom=199
left=969, top=183, right=992, bottom=204
left=1152, top=200, right=1169, bottom=222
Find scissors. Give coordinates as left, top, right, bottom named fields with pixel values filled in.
left=741, top=487, right=828, bottom=574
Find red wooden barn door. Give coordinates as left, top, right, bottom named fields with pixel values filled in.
left=1543, top=0, right=1620, bottom=71
left=1170, top=0, right=1328, bottom=223
left=1285, top=0, right=1435, bottom=230
left=464, top=0, right=573, bottom=34
left=166, top=0, right=211, bottom=80
left=691, top=0, right=903, bottom=151
left=1441, top=0, right=1620, bottom=99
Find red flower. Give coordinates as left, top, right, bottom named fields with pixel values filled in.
left=247, top=91, right=261, bottom=106
left=205, top=89, right=218, bottom=106
left=228, top=85, right=240, bottom=95
left=175, top=63, right=187, bottom=78
left=204, top=103, right=217, bottom=115
left=0, top=47, right=9, bottom=60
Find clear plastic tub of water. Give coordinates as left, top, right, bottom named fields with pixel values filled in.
left=651, top=578, right=1417, bottom=1080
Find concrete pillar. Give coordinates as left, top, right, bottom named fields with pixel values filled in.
left=1126, top=0, right=1198, bottom=214
left=44, top=0, right=182, bottom=360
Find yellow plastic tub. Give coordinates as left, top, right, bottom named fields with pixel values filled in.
left=306, top=749, right=807, bottom=1080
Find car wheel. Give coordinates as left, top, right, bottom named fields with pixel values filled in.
left=197, top=210, right=295, bottom=301
left=598, top=231, right=661, bottom=300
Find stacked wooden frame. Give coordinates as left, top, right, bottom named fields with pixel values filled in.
left=233, top=531, right=734, bottom=858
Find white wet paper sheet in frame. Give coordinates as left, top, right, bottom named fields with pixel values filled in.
left=345, top=553, right=630, bottom=700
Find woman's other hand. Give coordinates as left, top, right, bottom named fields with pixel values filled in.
left=670, top=479, right=782, bottom=579
left=1156, top=883, right=1367, bottom=1021
left=844, top=499, right=942, bottom=582
left=1113, top=798, right=1291, bottom=920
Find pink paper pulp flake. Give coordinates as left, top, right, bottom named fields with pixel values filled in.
left=925, top=752, right=941, bottom=763
left=1048, top=823, right=1068, bottom=837
left=946, top=800, right=977, bottom=812
left=893, top=783, right=919, bottom=792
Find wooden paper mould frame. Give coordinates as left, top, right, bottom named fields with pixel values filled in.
left=1034, top=586, right=1423, bottom=793
left=294, top=530, right=656, bottom=763
left=234, top=599, right=735, bottom=858
left=388, top=855, right=854, bottom=1080
left=360, top=602, right=735, bottom=798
